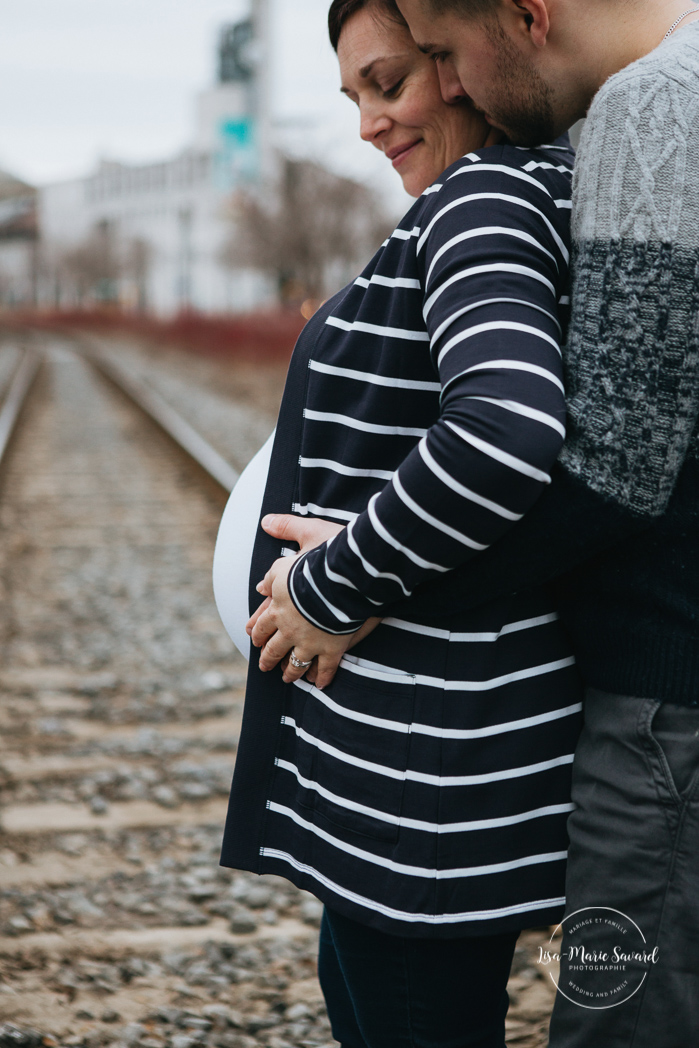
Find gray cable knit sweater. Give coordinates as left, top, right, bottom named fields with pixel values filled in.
left=394, top=23, right=699, bottom=704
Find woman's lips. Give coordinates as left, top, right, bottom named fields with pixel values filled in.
left=388, top=139, right=422, bottom=168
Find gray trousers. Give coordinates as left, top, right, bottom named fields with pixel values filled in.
left=548, top=689, right=699, bottom=1048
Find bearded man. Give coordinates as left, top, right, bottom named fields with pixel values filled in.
left=389, top=0, right=699, bottom=1045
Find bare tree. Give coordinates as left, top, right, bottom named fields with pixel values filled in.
left=123, top=237, right=152, bottom=312
left=222, top=155, right=394, bottom=302
left=61, top=221, right=122, bottom=305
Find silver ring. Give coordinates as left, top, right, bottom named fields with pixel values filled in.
left=289, top=651, right=314, bottom=669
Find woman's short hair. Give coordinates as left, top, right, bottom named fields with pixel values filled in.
left=328, top=0, right=408, bottom=52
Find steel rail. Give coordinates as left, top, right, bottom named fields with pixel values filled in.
left=88, top=351, right=240, bottom=494
left=0, top=350, right=41, bottom=467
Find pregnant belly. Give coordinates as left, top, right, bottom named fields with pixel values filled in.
left=213, top=430, right=275, bottom=659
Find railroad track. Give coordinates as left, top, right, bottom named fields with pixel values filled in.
left=0, top=335, right=555, bottom=1048
left=0, top=349, right=42, bottom=472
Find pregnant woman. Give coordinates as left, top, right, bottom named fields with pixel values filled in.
left=216, top=1, right=582, bottom=1044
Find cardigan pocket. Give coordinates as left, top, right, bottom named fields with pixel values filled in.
left=292, top=666, right=416, bottom=844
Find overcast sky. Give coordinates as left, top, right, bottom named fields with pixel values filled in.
left=0, top=0, right=410, bottom=211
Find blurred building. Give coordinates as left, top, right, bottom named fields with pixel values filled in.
left=37, top=0, right=275, bottom=316
left=0, top=170, right=38, bottom=307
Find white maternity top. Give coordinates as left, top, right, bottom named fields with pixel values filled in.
left=213, top=430, right=275, bottom=659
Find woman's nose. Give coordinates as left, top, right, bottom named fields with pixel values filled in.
left=359, top=104, right=392, bottom=144
left=437, top=58, right=467, bottom=105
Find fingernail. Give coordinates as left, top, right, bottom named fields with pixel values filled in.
left=262, top=514, right=277, bottom=527
left=282, top=676, right=290, bottom=684
left=256, top=582, right=264, bottom=593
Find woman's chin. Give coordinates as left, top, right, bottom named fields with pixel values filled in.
left=400, top=155, right=464, bottom=198
left=400, top=168, right=433, bottom=198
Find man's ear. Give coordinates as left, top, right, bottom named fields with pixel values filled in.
left=508, top=0, right=551, bottom=48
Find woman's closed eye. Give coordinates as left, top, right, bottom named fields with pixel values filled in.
left=383, top=77, right=404, bottom=98
left=430, top=51, right=450, bottom=65
left=382, top=77, right=406, bottom=98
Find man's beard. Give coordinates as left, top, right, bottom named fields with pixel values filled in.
left=482, top=19, right=556, bottom=146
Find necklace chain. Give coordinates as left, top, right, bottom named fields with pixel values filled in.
left=664, top=7, right=699, bottom=40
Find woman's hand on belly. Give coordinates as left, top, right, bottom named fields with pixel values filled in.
left=260, top=513, right=345, bottom=552
left=247, top=514, right=381, bottom=688
left=245, top=513, right=346, bottom=640
left=247, top=554, right=381, bottom=689
left=249, top=554, right=349, bottom=686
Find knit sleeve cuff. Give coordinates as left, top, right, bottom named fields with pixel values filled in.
left=287, top=541, right=379, bottom=635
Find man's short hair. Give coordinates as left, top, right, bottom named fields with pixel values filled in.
left=428, top=0, right=500, bottom=17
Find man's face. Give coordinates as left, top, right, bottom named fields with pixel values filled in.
left=396, top=0, right=557, bottom=146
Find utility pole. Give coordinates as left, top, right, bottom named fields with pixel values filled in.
left=250, top=0, right=274, bottom=181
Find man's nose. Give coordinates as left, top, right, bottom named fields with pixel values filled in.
left=437, top=58, right=467, bottom=105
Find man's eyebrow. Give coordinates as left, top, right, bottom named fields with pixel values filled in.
left=359, top=59, right=377, bottom=78
left=417, top=42, right=435, bottom=54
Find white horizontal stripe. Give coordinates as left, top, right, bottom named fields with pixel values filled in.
left=309, top=359, right=440, bottom=392
left=464, top=152, right=481, bottom=162
left=280, top=546, right=296, bottom=558
left=292, top=502, right=358, bottom=523
left=418, top=437, right=520, bottom=521
left=339, top=655, right=577, bottom=692
left=282, top=716, right=575, bottom=783
left=447, top=359, right=564, bottom=395
left=260, top=850, right=566, bottom=925
left=447, top=162, right=555, bottom=198
left=275, top=763, right=575, bottom=834
left=555, top=199, right=572, bottom=209
left=445, top=419, right=552, bottom=483
left=345, top=517, right=412, bottom=597
left=299, top=456, right=394, bottom=481
left=268, top=802, right=567, bottom=879
left=428, top=296, right=560, bottom=345
left=391, top=225, right=421, bottom=240
left=424, top=262, right=555, bottom=319
left=322, top=558, right=383, bottom=607
left=392, top=472, right=487, bottom=551
left=558, top=295, right=570, bottom=304
left=304, top=408, right=427, bottom=438
left=437, top=319, right=561, bottom=368
left=354, top=274, right=421, bottom=289
left=382, top=611, right=560, bottom=641
left=523, top=144, right=570, bottom=152
left=417, top=192, right=568, bottom=264
left=367, top=492, right=452, bottom=570
left=426, top=227, right=556, bottom=290
left=301, top=674, right=582, bottom=739
left=326, top=315, right=429, bottom=342
left=422, top=183, right=443, bottom=195
left=466, top=396, right=566, bottom=438
left=523, top=160, right=571, bottom=173
left=292, top=678, right=413, bottom=729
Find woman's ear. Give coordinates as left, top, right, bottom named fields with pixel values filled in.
left=511, top=0, right=551, bottom=48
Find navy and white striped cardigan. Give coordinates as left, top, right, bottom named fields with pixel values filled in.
left=221, top=138, right=581, bottom=937
left=287, top=141, right=573, bottom=631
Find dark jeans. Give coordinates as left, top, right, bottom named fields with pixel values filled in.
left=549, top=690, right=699, bottom=1048
left=318, top=906, right=518, bottom=1048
